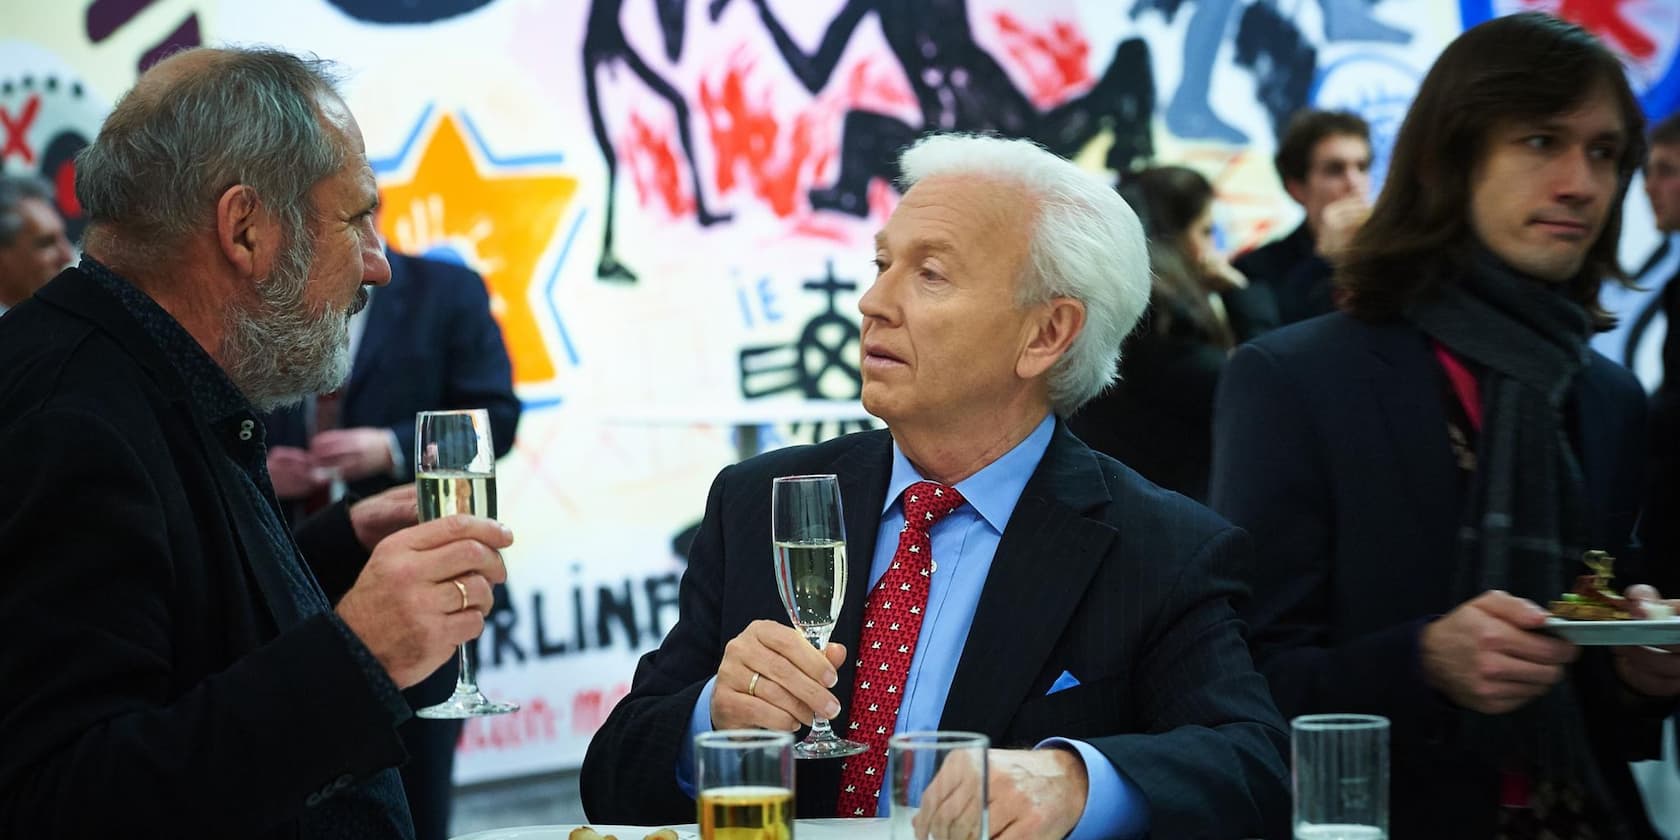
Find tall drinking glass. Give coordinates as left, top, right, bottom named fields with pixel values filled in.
left=771, top=474, right=867, bottom=759
left=414, top=409, right=518, bottom=719
left=696, top=730, right=796, bottom=840
left=1292, top=714, right=1389, bottom=839
left=889, top=731, right=989, bottom=840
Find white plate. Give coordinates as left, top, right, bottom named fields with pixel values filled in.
left=452, top=820, right=886, bottom=840
left=452, top=827, right=697, bottom=840
left=1541, top=617, right=1680, bottom=645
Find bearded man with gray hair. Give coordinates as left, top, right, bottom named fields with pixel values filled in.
left=583, top=133, right=1289, bottom=838
left=0, top=48, right=513, bottom=838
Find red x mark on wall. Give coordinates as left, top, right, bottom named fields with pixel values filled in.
left=1, top=95, right=41, bottom=164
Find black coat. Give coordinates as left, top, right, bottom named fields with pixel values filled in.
left=1211, top=312, right=1664, bottom=839
left=0, top=269, right=409, bottom=837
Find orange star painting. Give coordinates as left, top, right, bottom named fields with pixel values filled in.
left=378, top=113, right=578, bottom=385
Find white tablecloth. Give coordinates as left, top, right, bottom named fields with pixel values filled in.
left=453, top=818, right=888, bottom=840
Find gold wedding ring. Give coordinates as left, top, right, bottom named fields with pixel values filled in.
left=748, top=671, right=761, bottom=698
left=453, top=578, right=469, bottom=612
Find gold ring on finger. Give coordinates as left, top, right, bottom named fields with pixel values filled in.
left=454, top=578, right=470, bottom=612
left=748, top=671, right=761, bottom=698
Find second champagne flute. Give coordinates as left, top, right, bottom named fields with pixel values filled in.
left=414, top=408, right=518, bottom=719
left=771, top=474, right=867, bottom=759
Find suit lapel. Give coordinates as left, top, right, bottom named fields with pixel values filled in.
left=939, top=421, right=1116, bottom=737
left=1365, top=323, right=1461, bottom=541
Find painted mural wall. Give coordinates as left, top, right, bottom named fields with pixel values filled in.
left=6, top=0, right=1677, bottom=782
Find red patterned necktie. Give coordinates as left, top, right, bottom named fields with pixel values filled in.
left=836, top=480, right=967, bottom=817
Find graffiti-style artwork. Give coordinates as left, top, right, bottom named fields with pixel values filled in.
left=0, top=46, right=108, bottom=242
left=714, top=0, right=1155, bottom=217
left=375, top=111, right=581, bottom=386
left=85, top=0, right=203, bottom=73
left=1461, top=0, right=1680, bottom=118
left=586, top=0, right=733, bottom=283
left=323, top=0, right=499, bottom=24
left=738, top=261, right=875, bottom=442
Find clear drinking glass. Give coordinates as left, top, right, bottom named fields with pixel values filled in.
left=1292, top=714, right=1389, bottom=840
left=413, top=409, right=517, bottom=719
left=696, top=730, right=796, bottom=840
left=771, top=474, right=867, bottom=759
left=889, top=731, right=989, bottom=840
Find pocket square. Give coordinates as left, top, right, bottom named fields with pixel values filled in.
left=1047, top=670, right=1081, bottom=695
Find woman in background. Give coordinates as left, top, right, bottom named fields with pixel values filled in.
left=1071, top=165, right=1276, bottom=501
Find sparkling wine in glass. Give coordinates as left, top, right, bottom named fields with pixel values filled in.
left=414, top=409, right=518, bottom=719
left=771, top=474, right=867, bottom=759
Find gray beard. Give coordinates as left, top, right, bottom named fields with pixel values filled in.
left=223, top=233, right=360, bottom=411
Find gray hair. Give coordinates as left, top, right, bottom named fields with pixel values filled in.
left=0, top=175, right=54, bottom=247
left=75, top=47, right=345, bottom=263
left=897, top=133, right=1151, bottom=416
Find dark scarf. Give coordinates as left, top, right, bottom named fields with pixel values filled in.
left=1407, top=249, right=1616, bottom=819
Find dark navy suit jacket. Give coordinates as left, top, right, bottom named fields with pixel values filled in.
left=581, top=421, right=1291, bottom=838
left=1211, top=312, right=1664, bottom=838
left=263, top=251, right=520, bottom=501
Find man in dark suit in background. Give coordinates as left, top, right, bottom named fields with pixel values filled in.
left=582, top=133, right=1290, bottom=838
left=1213, top=14, right=1677, bottom=838
left=262, top=248, right=519, bottom=840
left=0, top=47, right=513, bottom=838
left=1233, top=109, right=1372, bottom=326
left=263, top=249, right=519, bottom=515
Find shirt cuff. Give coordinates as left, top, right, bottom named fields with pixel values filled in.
left=1036, top=737, right=1149, bottom=840
left=384, top=429, right=405, bottom=479
left=676, top=676, right=719, bottom=798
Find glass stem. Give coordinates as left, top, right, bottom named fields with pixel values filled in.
left=810, top=715, right=838, bottom=741
left=454, top=642, right=478, bottom=694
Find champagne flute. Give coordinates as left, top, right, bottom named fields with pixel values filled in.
left=771, top=474, right=867, bottom=759
left=414, top=409, right=518, bottom=719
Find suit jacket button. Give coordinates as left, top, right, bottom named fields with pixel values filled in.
left=305, top=792, right=323, bottom=807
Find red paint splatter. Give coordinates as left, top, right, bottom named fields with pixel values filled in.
left=1530, top=0, right=1656, bottom=63
left=620, top=111, right=695, bottom=218
left=699, top=48, right=915, bottom=223
left=992, top=12, right=1093, bottom=108
left=1, top=95, right=41, bottom=164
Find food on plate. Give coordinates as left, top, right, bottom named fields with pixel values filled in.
left=1549, top=551, right=1633, bottom=620
left=567, top=828, right=682, bottom=840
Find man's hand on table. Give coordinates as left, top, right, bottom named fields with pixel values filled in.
left=711, top=620, right=846, bottom=731
left=914, top=747, right=1086, bottom=840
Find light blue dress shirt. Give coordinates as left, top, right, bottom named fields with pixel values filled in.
left=678, top=415, right=1148, bottom=838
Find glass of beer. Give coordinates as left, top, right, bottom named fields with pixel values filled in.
left=413, top=408, right=517, bottom=719
left=696, top=730, right=795, bottom=840
left=772, top=474, right=867, bottom=759
left=889, top=731, right=988, bottom=840
left=1292, top=714, right=1388, bottom=840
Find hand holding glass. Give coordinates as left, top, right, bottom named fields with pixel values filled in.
left=771, top=474, right=866, bottom=759
left=696, top=730, right=795, bottom=840
left=414, top=408, right=517, bottom=719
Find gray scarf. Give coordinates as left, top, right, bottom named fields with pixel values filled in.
left=1407, top=249, right=1613, bottom=814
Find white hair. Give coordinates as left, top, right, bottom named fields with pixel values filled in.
left=897, top=133, right=1150, bottom=416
